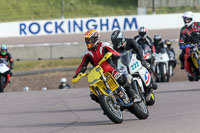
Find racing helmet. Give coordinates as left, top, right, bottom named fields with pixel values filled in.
left=153, top=35, right=162, bottom=46
left=84, top=29, right=100, bottom=49
left=60, top=78, right=67, bottom=83
left=111, top=30, right=126, bottom=51
left=165, top=39, right=172, bottom=48
left=1, top=44, right=7, bottom=55
left=182, top=11, right=194, bottom=27
left=138, top=27, right=147, bottom=37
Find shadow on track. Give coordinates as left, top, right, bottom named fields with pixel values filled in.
left=0, top=107, right=101, bottom=115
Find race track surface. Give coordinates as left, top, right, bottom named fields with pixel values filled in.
left=1, top=81, right=200, bottom=133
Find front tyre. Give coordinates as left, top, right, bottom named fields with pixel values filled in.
left=160, top=63, right=167, bottom=82
left=99, top=95, right=123, bottom=124
left=0, top=75, right=5, bottom=92
left=146, top=92, right=155, bottom=106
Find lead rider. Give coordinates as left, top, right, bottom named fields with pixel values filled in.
left=73, top=29, right=140, bottom=103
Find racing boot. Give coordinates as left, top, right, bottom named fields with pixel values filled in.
left=180, top=62, right=184, bottom=70
left=116, top=74, right=141, bottom=102
left=151, top=80, right=158, bottom=90
left=126, top=88, right=141, bottom=103
left=180, top=58, right=184, bottom=69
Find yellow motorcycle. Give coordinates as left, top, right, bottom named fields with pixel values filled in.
left=72, top=52, right=149, bottom=124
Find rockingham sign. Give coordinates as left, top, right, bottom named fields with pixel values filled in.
left=19, top=16, right=138, bottom=36
left=0, top=13, right=200, bottom=37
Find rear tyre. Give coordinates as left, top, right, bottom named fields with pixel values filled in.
left=99, top=95, right=123, bottom=124
left=193, top=71, right=199, bottom=81
left=129, top=81, right=149, bottom=119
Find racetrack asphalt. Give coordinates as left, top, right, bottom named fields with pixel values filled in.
left=0, top=81, right=200, bottom=133
left=1, top=29, right=199, bottom=133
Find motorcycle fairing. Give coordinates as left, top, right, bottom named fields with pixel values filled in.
left=88, top=69, right=119, bottom=96
left=88, top=65, right=104, bottom=83
left=128, top=54, right=142, bottom=74
left=138, top=67, right=151, bottom=86
left=0, top=63, right=9, bottom=74
left=154, top=51, right=169, bottom=63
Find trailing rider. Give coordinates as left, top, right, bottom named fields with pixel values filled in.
left=179, top=11, right=200, bottom=70
left=111, top=30, right=158, bottom=91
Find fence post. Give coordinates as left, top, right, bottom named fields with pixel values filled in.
left=61, top=0, right=65, bottom=19
left=152, top=0, right=156, bottom=14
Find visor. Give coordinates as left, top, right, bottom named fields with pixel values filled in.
left=183, top=17, right=192, bottom=23
left=85, top=37, right=97, bottom=48
left=115, top=38, right=125, bottom=49
left=139, top=32, right=146, bottom=37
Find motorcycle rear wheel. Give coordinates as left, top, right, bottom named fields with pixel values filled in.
left=129, top=81, right=149, bottom=119
left=99, top=95, right=123, bottom=124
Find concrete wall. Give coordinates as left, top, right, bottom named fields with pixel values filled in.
left=8, top=43, right=86, bottom=61
left=8, top=41, right=181, bottom=62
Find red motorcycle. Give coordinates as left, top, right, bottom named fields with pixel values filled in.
left=0, top=59, right=11, bottom=92
left=141, top=44, right=154, bottom=65
left=181, top=44, right=200, bottom=81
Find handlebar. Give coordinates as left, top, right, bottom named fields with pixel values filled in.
left=179, top=44, right=192, bottom=49
left=72, top=52, right=113, bottom=84
left=72, top=73, right=87, bottom=84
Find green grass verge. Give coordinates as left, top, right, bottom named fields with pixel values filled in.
left=0, top=0, right=137, bottom=22
left=13, top=58, right=82, bottom=72
left=0, top=0, right=199, bottom=22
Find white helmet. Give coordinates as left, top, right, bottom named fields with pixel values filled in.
left=182, top=11, right=194, bottom=27
left=60, top=78, right=67, bottom=83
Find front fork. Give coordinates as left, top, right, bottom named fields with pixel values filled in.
left=100, top=73, right=118, bottom=106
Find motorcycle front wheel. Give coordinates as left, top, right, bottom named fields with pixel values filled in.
left=0, top=75, right=5, bottom=92
left=146, top=92, right=155, bottom=106
left=99, top=95, right=123, bottom=124
left=160, top=63, right=167, bottom=82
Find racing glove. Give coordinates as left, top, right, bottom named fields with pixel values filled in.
left=142, top=60, right=150, bottom=69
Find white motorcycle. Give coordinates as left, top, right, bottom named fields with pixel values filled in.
left=117, top=50, right=155, bottom=106
left=152, top=47, right=170, bottom=82
left=0, top=59, right=10, bottom=92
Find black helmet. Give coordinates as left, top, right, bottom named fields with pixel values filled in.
left=153, top=34, right=162, bottom=46
left=111, top=30, right=126, bottom=51
left=138, top=27, right=147, bottom=37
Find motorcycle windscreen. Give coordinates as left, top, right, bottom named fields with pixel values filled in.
left=88, top=65, right=103, bottom=83
left=120, top=51, right=132, bottom=66
left=141, top=44, right=152, bottom=54
left=168, top=51, right=175, bottom=60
